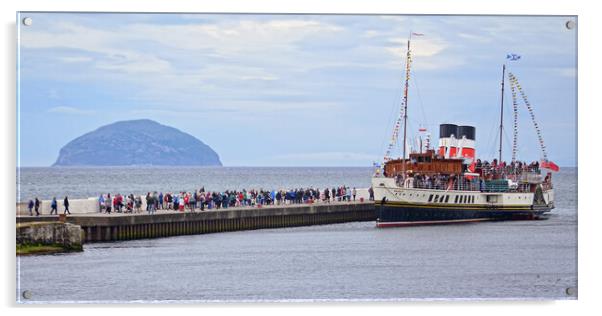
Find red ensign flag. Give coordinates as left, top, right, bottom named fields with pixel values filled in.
left=540, top=160, right=560, bottom=172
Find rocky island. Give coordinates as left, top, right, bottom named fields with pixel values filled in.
left=53, top=119, right=222, bottom=166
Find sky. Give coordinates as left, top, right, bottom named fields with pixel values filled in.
left=17, top=13, right=577, bottom=167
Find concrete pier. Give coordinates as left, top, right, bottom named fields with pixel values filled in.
left=16, top=202, right=376, bottom=242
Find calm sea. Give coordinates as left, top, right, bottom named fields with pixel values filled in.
left=16, top=167, right=577, bottom=302
left=17, top=167, right=373, bottom=200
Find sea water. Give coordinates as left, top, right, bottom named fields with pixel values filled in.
left=17, top=166, right=373, bottom=200
left=16, top=167, right=577, bottom=302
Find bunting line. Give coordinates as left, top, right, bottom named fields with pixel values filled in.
left=508, top=72, right=548, bottom=161
left=509, top=75, right=519, bottom=163
left=384, top=48, right=413, bottom=162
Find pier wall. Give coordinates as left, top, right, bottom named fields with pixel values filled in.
left=17, top=202, right=376, bottom=242
left=16, top=221, right=84, bottom=253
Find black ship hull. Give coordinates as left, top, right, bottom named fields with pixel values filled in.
left=376, top=201, right=552, bottom=227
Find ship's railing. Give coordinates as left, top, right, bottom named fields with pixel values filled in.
left=395, top=176, right=548, bottom=193
left=476, top=165, right=541, bottom=177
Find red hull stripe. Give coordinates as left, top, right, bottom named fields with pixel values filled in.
left=376, top=218, right=492, bottom=228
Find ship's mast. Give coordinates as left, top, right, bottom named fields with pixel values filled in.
left=401, top=34, right=412, bottom=176
left=498, top=64, right=506, bottom=163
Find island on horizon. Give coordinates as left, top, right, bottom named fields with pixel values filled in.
left=52, top=119, right=222, bottom=167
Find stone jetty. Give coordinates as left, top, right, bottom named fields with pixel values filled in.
left=16, top=220, right=84, bottom=255
left=17, top=202, right=377, bottom=242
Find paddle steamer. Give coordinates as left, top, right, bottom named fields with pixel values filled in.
left=373, top=34, right=558, bottom=227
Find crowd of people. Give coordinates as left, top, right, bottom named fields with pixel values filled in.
left=93, top=185, right=375, bottom=215
left=24, top=185, right=376, bottom=216
left=26, top=196, right=70, bottom=216
left=474, top=158, right=542, bottom=180
left=397, top=173, right=484, bottom=191
left=394, top=158, right=552, bottom=192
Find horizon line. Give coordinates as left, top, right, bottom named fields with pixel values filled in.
left=16, top=164, right=578, bottom=168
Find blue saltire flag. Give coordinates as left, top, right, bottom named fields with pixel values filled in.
left=506, top=53, right=521, bottom=61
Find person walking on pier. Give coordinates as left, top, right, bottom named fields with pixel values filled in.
left=27, top=199, right=34, bottom=216
left=50, top=197, right=58, bottom=215
left=63, top=196, right=71, bottom=215
left=34, top=197, right=41, bottom=216
left=98, top=194, right=105, bottom=213
left=135, top=195, right=142, bottom=213
left=183, top=193, right=190, bottom=211
left=173, top=194, right=179, bottom=211
left=200, top=193, right=206, bottom=211
left=126, top=195, right=134, bottom=213
left=179, top=193, right=186, bottom=212
left=352, top=187, right=357, bottom=202
left=146, top=193, right=152, bottom=214
left=152, top=192, right=159, bottom=212
left=113, top=194, right=119, bottom=213
left=148, top=192, right=154, bottom=213
left=159, top=192, right=164, bottom=210
left=117, top=194, right=125, bottom=213
left=105, top=193, right=112, bottom=214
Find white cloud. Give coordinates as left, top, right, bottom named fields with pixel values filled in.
left=87, top=18, right=344, bottom=60
left=128, top=100, right=341, bottom=117
left=194, top=65, right=280, bottom=82
left=47, top=106, right=95, bottom=115
left=59, top=56, right=93, bottom=63
left=549, top=67, right=576, bottom=78
left=20, top=17, right=346, bottom=100
left=22, top=21, right=173, bottom=75
left=21, top=15, right=568, bottom=116
left=384, top=36, right=466, bottom=70
left=95, top=53, right=171, bottom=74
left=362, top=30, right=380, bottom=38
left=272, top=151, right=379, bottom=162
left=457, top=32, right=492, bottom=43
left=387, top=36, right=447, bottom=57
